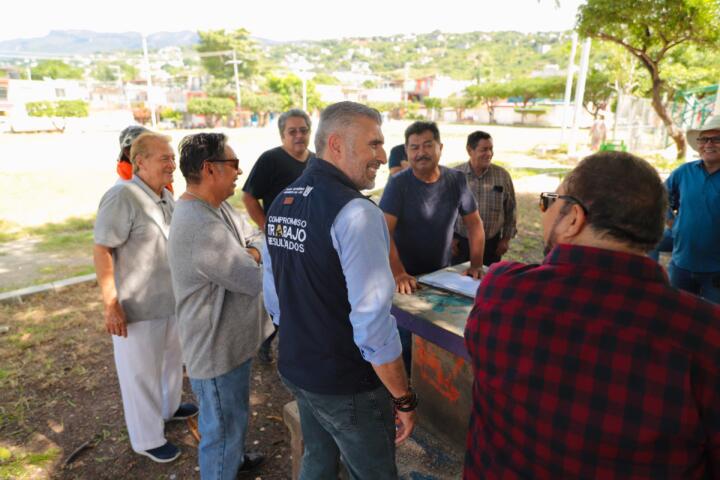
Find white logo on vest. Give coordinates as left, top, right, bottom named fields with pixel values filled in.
left=266, top=215, right=307, bottom=253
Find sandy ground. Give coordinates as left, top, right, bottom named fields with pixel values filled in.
left=0, top=122, right=569, bottom=227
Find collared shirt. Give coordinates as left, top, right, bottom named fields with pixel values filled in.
left=263, top=197, right=401, bottom=366
left=454, top=162, right=517, bottom=240
left=666, top=160, right=720, bottom=272
left=93, top=175, right=175, bottom=322
left=464, top=244, right=720, bottom=479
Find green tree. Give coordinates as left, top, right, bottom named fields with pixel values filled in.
left=92, top=63, right=118, bottom=82
left=31, top=60, right=83, bottom=80
left=422, top=97, right=443, bottom=120
left=577, top=0, right=720, bottom=159
left=243, top=91, right=283, bottom=126
left=196, top=28, right=259, bottom=83
left=159, top=107, right=183, bottom=126
left=506, top=76, right=565, bottom=123
left=466, top=82, right=512, bottom=124
left=26, top=99, right=89, bottom=132
left=187, top=97, right=236, bottom=127
left=445, top=94, right=474, bottom=122
left=313, top=73, right=341, bottom=85
left=266, top=74, right=323, bottom=112
left=583, top=70, right=615, bottom=118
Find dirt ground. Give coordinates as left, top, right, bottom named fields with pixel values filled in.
left=0, top=281, right=294, bottom=479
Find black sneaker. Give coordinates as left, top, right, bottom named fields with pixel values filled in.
left=169, top=403, right=199, bottom=421
left=139, top=442, right=180, bottom=463
left=238, top=452, right=265, bottom=474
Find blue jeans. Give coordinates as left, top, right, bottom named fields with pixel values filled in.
left=281, top=376, right=397, bottom=480
left=190, top=359, right=252, bottom=480
left=668, top=262, right=720, bottom=304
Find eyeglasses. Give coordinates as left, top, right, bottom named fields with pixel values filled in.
left=539, top=192, right=589, bottom=214
left=696, top=136, right=720, bottom=146
left=285, top=127, right=310, bottom=137
left=208, top=158, right=240, bottom=170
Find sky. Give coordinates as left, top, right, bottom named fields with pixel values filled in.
left=2, top=0, right=585, bottom=43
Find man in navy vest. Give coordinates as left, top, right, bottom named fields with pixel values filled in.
left=263, top=101, right=417, bottom=479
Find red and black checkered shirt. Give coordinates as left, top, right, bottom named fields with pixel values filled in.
left=464, top=244, right=720, bottom=479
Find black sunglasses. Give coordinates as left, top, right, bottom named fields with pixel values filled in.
left=539, top=192, right=589, bottom=214
left=207, top=158, right=240, bottom=170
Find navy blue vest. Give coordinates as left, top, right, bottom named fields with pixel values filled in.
left=266, top=158, right=381, bottom=394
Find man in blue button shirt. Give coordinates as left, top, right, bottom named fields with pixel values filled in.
left=665, top=115, right=720, bottom=303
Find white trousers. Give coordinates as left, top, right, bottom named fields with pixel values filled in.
left=112, top=315, right=183, bottom=452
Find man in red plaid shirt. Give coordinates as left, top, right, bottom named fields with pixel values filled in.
left=464, top=151, right=720, bottom=479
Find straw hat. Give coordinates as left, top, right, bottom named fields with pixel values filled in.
left=686, top=115, right=720, bottom=152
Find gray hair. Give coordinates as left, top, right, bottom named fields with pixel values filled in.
left=278, top=109, right=312, bottom=135
left=314, top=102, right=382, bottom=157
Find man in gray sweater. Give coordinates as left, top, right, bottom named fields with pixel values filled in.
left=168, top=132, right=272, bottom=479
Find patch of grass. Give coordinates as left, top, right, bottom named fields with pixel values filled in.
left=0, top=220, right=25, bottom=243
left=505, top=192, right=544, bottom=265
left=226, top=193, right=248, bottom=213
left=643, top=153, right=684, bottom=174
left=26, top=216, right=95, bottom=236
left=0, top=264, right=95, bottom=293
left=0, top=447, right=60, bottom=479
left=34, top=230, right=94, bottom=253
left=506, top=167, right=569, bottom=180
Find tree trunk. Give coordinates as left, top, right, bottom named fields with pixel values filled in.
left=486, top=101, right=496, bottom=124
left=650, top=73, right=686, bottom=159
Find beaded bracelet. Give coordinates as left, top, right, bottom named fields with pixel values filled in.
left=392, top=387, right=418, bottom=412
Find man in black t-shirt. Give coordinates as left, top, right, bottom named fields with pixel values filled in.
left=388, top=143, right=409, bottom=175
left=242, top=109, right=314, bottom=362
left=242, top=109, right=314, bottom=230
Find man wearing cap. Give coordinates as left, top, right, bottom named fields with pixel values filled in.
left=665, top=115, right=720, bottom=303
left=94, top=132, right=197, bottom=463
left=116, top=125, right=149, bottom=182
left=116, top=125, right=174, bottom=193
left=242, top=108, right=314, bottom=363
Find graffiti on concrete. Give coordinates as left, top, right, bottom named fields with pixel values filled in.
left=414, top=337, right=466, bottom=403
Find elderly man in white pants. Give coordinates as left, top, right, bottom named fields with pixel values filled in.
left=93, top=131, right=197, bottom=463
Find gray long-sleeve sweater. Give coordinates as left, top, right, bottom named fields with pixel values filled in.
left=168, top=198, right=272, bottom=379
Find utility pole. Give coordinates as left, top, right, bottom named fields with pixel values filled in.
left=141, top=33, right=157, bottom=128
left=568, top=38, right=591, bottom=158
left=225, top=50, right=244, bottom=126
left=231, top=49, right=242, bottom=111
left=560, top=32, right=578, bottom=143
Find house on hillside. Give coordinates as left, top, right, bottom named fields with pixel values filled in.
left=409, top=75, right=472, bottom=101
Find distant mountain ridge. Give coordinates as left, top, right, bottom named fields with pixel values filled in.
left=0, top=30, right=201, bottom=54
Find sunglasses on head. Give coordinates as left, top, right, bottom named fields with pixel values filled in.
left=207, top=158, right=240, bottom=170
left=538, top=192, right=589, bottom=214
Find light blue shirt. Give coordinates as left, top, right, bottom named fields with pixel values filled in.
left=263, top=198, right=402, bottom=365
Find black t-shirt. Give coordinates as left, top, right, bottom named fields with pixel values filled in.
left=242, top=146, right=313, bottom=214
left=388, top=144, right=407, bottom=169
left=379, top=166, right=477, bottom=276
